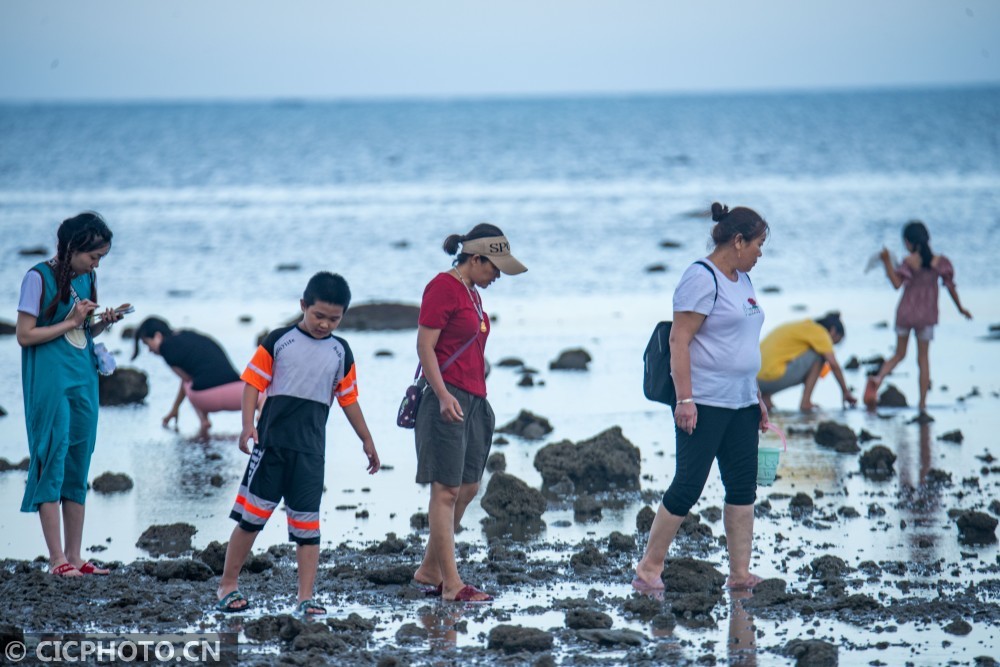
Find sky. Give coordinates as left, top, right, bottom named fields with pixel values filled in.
left=1, top=0, right=998, bottom=101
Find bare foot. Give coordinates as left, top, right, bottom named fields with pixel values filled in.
left=412, top=567, right=442, bottom=588
left=799, top=401, right=816, bottom=412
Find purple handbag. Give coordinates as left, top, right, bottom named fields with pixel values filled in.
left=397, top=333, right=479, bottom=429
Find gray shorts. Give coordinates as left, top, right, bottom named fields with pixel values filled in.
left=414, top=383, right=495, bottom=487
left=758, top=349, right=822, bottom=395
left=896, top=325, right=934, bottom=341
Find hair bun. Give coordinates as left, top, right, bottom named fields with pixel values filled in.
left=710, top=202, right=729, bottom=222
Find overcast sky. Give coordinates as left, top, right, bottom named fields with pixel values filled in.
left=1, top=0, right=998, bottom=101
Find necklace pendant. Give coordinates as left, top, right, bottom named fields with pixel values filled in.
left=480, top=320, right=487, bottom=333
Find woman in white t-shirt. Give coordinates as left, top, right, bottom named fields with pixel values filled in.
left=634, top=202, right=770, bottom=592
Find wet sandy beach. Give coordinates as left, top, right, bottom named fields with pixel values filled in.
left=1, top=288, right=998, bottom=665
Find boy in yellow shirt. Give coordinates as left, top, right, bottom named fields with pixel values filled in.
left=758, top=312, right=857, bottom=412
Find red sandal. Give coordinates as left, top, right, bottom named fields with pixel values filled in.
left=51, top=563, right=81, bottom=577
left=78, top=561, right=110, bottom=575
left=448, top=585, right=493, bottom=603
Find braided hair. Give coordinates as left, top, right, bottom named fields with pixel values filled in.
left=44, top=211, right=114, bottom=320
left=442, top=223, right=505, bottom=265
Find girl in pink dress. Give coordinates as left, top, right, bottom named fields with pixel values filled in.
left=866, top=221, right=972, bottom=415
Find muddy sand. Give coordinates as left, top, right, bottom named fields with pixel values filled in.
left=2, top=292, right=999, bottom=665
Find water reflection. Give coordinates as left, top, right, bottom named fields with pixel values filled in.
left=897, top=423, right=942, bottom=559
left=727, top=590, right=757, bottom=666
left=419, top=603, right=468, bottom=653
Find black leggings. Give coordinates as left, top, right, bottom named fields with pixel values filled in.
left=662, top=403, right=760, bottom=516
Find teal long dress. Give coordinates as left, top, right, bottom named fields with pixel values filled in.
left=20, top=262, right=100, bottom=512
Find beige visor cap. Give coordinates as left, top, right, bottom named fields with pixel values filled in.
left=460, top=235, right=527, bottom=275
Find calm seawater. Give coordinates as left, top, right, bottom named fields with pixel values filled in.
left=2, top=92, right=999, bottom=665
left=1, top=88, right=999, bottom=306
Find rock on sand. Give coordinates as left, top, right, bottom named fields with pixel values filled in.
left=534, top=427, right=641, bottom=493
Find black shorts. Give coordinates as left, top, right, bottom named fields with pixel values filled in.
left=229, top=444, right=324, bottom=545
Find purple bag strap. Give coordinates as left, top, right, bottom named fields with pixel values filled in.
left=413, top=332, right=479, bottom=381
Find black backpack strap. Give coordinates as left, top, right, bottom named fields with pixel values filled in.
left=693, top=260, right=719, bottom=306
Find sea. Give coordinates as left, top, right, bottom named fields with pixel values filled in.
left=1, top=88, right=999, bottom=663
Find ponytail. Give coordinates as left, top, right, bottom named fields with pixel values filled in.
left=442, top=223, right=505, bottom=265
left=902, top=220, right=933, bottom=269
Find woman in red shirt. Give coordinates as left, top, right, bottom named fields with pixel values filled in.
left=410, top=223, right=526, bottom=602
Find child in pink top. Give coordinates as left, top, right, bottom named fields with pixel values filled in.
left=867, top=221, right=972, bottom=415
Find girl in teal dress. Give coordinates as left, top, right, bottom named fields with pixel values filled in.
left=16, top=212, right=125, bottom=576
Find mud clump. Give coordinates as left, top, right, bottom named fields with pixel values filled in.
left=136, top=523, right=197, bottom=556
left=663, top=558, right=726, bottom=594
left=955, top=511, right=998, bottom=544
left=142, top=559, right=214, bottom=582
left=480, top=472, right=547, bottom=521
left=636, top=505, right=656, bottom=533
left=573, top=495, right=602, bottom=522
left=810, top=555, right=850, bottom=582
left=365, top=532, right=408, bottom=555
left=0, top=457, right=30, bottom=472
left=607, top=531, right=635, bottom=554
left=195, top=541, right=227, bottom=574
left=496, top=410, right=554, bottom=440
left=789, top=493, right=815, bottom=515
left=938, top=429, right=964, bottom=443
left=671, top=592, right=721, bottom=617
left=91, top=472, right=134, bottom=494
left=244, top=614, right=305, bottom=642
left=485, top=452, right=506, bottom=473
left=859, top=445, right=896, bottom=480
left=570, top=544, right=607, bottom=571
left=743, top=578, right=796, bottom=608
left=365, top=565, right=414, bottom=585
left=534, top=427, right=641, bottom=493
left=549, top=348, right=592, bottom=371
left=878, top=384, right=908, bottom=407
left=565, top=608, right=613, bottom=630
left=943, top=618, right=973, bottom=635
left=98, top=368, right=149, bottom=406
left=338, top=302, right=419, bottom=331
left=814, top=421, right=859, bottom=453
left=677, top=512, right=713, bottom=540
left=784, top=638, right=838, bottom=666
left=487, top=624, right=554, bottom=654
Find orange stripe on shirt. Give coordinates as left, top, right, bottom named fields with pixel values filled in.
left=335, top=364, right=358, bottom=407
left=287, top=516, right=320, bottom=531
left=241, top=345, right=274, bottom=393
